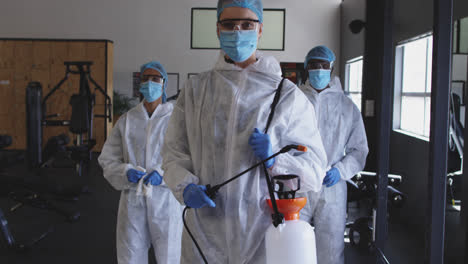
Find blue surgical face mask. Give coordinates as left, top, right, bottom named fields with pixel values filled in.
left=308, top=69, right=331, bottom=90
left=219, top=30, right=258, bottom=62
left=139, top=81, right=163, bottom=102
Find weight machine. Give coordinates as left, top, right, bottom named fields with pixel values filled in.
left=0, top=61, right=112, bottom=251
left=346, top=171, right=405, bottom=261
left=27, top=61, right=112, bottom=172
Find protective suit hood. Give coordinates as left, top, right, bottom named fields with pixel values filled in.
left=215, top=50, right=283, bottom=79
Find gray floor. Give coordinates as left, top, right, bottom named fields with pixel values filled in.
left=344, top=201, right=426, bottom=264
left=0, top=153, right=463, bottom=263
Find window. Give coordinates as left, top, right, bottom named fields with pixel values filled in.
left=394, top=34, right=433, bottom=138
left=453, top=17, right=468, bottom=54
left=345, top=57, right=363, bottom=112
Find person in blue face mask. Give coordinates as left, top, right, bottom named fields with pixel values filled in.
left=304, top=45, right=336, bottom=91
left=299, top=46, right=369, bottom=264
left=98, top=61, right=183, bottom=264
left=139, top=61, right=168, bottom=107
left=162, top=1, right=328, bottom=263
left=216, top=0, right=264, bottom=67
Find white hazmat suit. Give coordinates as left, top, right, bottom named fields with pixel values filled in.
left=299, top=77, right=369, bottom=264
left=162, top=51, right=328, bottom=264
left=98, top=102, right=183, bottom=264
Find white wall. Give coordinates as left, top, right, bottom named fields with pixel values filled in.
left=453, top=54, right=468, bottom=82
left=339, top=0, right=366, bottom=81
left=0, top=0, right=341, bottom=96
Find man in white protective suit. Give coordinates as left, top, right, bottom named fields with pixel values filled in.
left=162, top=0, right=328, bottom=263
left=299, top=45, right=369, bottom=264
left=98, top=61, right=183, bottom=264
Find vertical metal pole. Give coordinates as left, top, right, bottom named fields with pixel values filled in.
left=426, top=0, right=453, bottom=262
left=374, top=0, right=393, bottom=261
left=464, top=54, right=468, bottom=264
left=363, top=0, right=394, bottom=261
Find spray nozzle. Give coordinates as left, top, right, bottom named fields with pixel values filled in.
left=279, top=144, right=307, bottom=153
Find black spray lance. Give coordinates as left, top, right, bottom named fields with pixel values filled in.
left=204, top=144, right=307, bottom=225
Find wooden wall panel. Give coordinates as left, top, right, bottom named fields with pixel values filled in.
left=0, top=39, right=113, bottom=151
left=0, top=114, right=15, bottom=136
left=106, top=42, right=114, bottom=141
left=0, top=69, right=15, bottom=138
left=32, top=42, right=51, bottom=71
left=11, top=42, right=32, bottom=149
left=0, top=40, right=16, bottom=145
left=85, top=42, right=106, bottom=105
left=85, top=42, right=105, bottom=63
left=0, top=70, right=14, bottom=115
left=13, top=41, right=32, bottom=105
left=13, top=103, right=27, bottom=148
left=32, top=41, right=51, bottom=100
left=68, top=42, right=87, bottom=61
left=0, top=41, right=15, bottom=69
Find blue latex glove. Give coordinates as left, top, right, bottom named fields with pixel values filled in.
left=127, top=169, right=146, bottom=183
left=323, top=167, right=341, bottom=187
left=248, top=128, right=275, bottom=168
left=183, top=184, right=216, bottom=208
left=143, top=171, right=163, bottom=186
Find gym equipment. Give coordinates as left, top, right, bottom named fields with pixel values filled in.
left=446, top=91, right=464, bottom=208
left=26, top=61, right=112, bottom=172
left=0, top=135, right=80, bottom=251
left=346, top=171, right=404, bottom=257
left=0, top=207, right=55, bottom=251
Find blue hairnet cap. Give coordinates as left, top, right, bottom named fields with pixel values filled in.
left=140, top=61, right=168, bottom=103
left=217, top=0, right=263, bottom=23
left=304, top=45, right=336, bottom=69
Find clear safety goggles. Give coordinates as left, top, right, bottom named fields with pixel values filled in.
left=141, top=74, right=164, bottom=84
left=217, top=19, right=260, bottom=31
left=306, top=60, right=333, bottom=70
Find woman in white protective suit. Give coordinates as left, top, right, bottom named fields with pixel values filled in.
left=299, top=46, right=369, bottom=264
left=98, top=61, right=183, bottom=264
left=162, top=1, right=328, bottom=263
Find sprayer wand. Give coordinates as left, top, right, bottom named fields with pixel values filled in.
left=205, top=144, right=307, bottom=198
left=205, top=144, right=307, bottom=227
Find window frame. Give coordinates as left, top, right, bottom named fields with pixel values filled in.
left=453, top=17, right=468, bottom=55
left=344, top=56, right=364, bottom=112
left=393, top=33, right=433, bottom=138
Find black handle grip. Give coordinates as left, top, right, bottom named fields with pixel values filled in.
left=205, top=184, right=220, bottom=200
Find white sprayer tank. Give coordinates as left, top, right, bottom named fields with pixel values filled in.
left=265, top=197, right=317, bottom=264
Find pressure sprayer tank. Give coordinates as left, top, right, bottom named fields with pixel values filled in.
left=265, top=175, right=317, bottom=264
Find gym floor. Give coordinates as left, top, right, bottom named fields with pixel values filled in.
left=0, top=153, right=460, bottom=264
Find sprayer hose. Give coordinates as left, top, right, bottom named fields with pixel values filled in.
left=182, top=207, right=209, bottom=264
